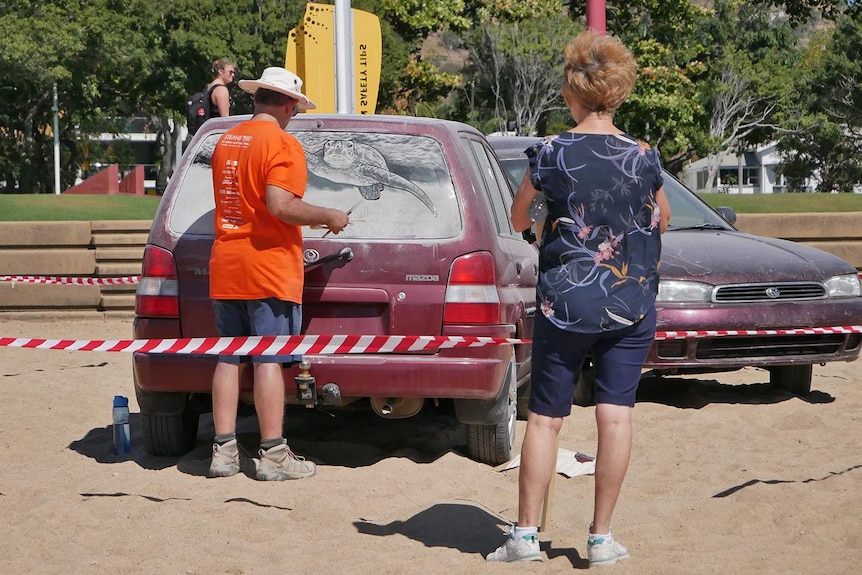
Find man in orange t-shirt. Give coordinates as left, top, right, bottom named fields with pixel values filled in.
left=208, top=67, right=348, bottom=481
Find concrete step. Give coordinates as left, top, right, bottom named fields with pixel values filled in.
left=95, top=247, right=145, bottom=261
left=91, top=233, right=150, bottom=247
left=91, top=220, right=152, bottom=233
left=100, top=283, right=138, bottom=294
left=0, top=282, right=101, bottom=309
left=100, top=293, right=136, bottom=310
left=0, top=248, right=95, bottom=276
left=95, top=262, right=142, bottom=276
left=0, top=221, right=91, bottom=247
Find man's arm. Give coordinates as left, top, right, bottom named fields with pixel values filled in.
left=265, top=185, right=349, bottom=233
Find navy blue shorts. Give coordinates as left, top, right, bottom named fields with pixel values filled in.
left=212, top=298, right=303, bottom=365
left=528, top=307, right=656, bottom=416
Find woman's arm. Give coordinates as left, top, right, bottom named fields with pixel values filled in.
left=211, top=85, right=231, bottom=117
left=656, top=186, right=671, bottom=234
left=511, top=169, right=540, bottom=233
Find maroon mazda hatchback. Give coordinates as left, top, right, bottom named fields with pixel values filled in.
left=133, top=115, right=538, bottom=465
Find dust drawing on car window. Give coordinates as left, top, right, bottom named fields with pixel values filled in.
left=305, top=139, right=437, bottom=216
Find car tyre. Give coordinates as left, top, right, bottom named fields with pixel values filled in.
left=465, top=357, right=517, bottom=466
left=768, top=364, right=813, bottom=395
left=141, top=409, right=199, bottom=457
left=135, top=384, right=199, bottom=456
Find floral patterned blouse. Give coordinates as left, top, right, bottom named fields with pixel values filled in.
left=527, top=132, right=664, bottom=333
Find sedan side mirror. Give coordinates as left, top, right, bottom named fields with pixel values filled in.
left=715, top=206, right=737, bottom=225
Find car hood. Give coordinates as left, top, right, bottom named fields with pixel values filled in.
left=660, top=230, right=855, bottom=284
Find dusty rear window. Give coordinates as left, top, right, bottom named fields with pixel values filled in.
left=168, top=130, right=462, bottom=239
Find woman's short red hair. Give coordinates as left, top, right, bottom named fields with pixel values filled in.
left=562, top=30, right=637, bottom=115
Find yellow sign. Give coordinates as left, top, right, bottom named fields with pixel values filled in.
left=285, top=3, right=382, bottom=115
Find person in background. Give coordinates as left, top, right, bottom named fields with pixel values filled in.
left=486, top=29, right=671, bottom=565
left=208, top=58, right=237, bottom=117
left=207, top=67, right=349, bottom=481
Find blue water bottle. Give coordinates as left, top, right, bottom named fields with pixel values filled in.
left=112, top=395, right=131, bottom=454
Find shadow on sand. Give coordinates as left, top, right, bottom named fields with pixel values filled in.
left=353, top=501, right=589, bottom=568
left=68, top=399, right=469, bottom=476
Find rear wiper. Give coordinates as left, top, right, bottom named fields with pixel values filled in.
left=668, top=223, right=728, bottom=231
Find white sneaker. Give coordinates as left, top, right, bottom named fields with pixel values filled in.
left=209, top=439, right=240, bottom=478
left=254, top=442, right=316, bottom=481
left=587, top=532, right=629, bottom=566
left=486, top=532, right=542, bottom=562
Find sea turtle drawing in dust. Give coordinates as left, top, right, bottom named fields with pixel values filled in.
left=305, top=139, right=437, bottom=216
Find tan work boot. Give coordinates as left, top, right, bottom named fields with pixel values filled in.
left=254, top=441, right=316, bottom=481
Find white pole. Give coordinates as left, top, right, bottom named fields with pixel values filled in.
left=334, top=0, right=354, bottom=114
left=52, top=83, right=61, bottom=195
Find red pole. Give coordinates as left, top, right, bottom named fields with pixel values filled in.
left=586, top=0, right=607, bottom=34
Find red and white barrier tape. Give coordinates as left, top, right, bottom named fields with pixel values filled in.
left=654, top=325, right=862, bottom=340
left=0, top=334, right=526, bottom=355
left=0, top=326, right=859, bottom=356
left=0, top=275, right=140, bottom=285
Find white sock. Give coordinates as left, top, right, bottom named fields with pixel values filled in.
left=513, top=526, right=538, bottom=540
left=589, top=531, right=612, bottom=543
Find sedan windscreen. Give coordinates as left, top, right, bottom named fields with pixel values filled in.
left=496, top=157, right=733, bottom=232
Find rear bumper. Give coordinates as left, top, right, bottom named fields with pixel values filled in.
left=133, top=351, right=508, bottom=400
left=132, top=318, right=516, bottom=401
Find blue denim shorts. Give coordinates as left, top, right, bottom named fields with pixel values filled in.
left=212, top=298, right=303, bottom=365
left=528, top=307, right=656, bottom=416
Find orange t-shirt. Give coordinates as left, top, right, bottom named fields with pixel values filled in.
left=209, top=120, right=307, bottom=303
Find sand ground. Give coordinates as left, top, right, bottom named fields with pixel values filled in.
left=1, top=317, right=860, bottom=574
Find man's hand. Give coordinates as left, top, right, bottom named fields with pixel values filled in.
left=324, top=209, right=349, bottom=235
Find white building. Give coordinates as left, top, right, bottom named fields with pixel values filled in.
left=682, top=142, right=818, bottom=194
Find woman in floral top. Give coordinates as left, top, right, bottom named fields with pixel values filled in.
left=487, top=30, right=671, bottom=566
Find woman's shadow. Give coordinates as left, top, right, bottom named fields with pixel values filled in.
left=353, top=502, right=588, bottom=568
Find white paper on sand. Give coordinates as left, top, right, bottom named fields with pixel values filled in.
left=496, top=448, right=596, bottom=478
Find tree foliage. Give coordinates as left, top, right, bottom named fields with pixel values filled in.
left=461, top=14, right=581, bottom=136
left=3, top=0, right=862, bottom=194
left=0, top=0, right=154, bottom=193
left=778, top=4, right=862, bottom=192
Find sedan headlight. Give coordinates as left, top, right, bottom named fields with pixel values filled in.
left=824, top=274, right=862, bottom=298
left=656, top=280, right=713, bottom=302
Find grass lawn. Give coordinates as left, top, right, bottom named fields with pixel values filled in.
left=1, top=191, right=861, bottom=220
left=0, top=194, right=161, bottom=221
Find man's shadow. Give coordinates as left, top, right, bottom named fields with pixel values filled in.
left=68, top=399, right=469, bottom=476
left=353, top=502, right=587, bottom=568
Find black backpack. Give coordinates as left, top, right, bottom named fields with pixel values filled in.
left=186, top=85, right=217, bottom=135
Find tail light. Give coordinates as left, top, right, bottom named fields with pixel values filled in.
left=443, top=251, right=501, bottom=324
left=135, top=245, right=179, bottom=318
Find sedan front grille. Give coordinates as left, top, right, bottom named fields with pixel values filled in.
left=694, top=334, right=844, bottom=359
left=713, top=282, right=825, bottom=303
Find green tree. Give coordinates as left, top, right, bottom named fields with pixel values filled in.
left=778, top=4, right=862, bottom=192
left=140, top=0, right=308, bottom=191
left=461, top=14, right=581, bottom=136
left=694, top=0, right=801, bottom=191
left=373, top=0, right=563, bottom=114
left=565, top=0, right=712, bottom=171
left=0, top=1, right=153, bottom=193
